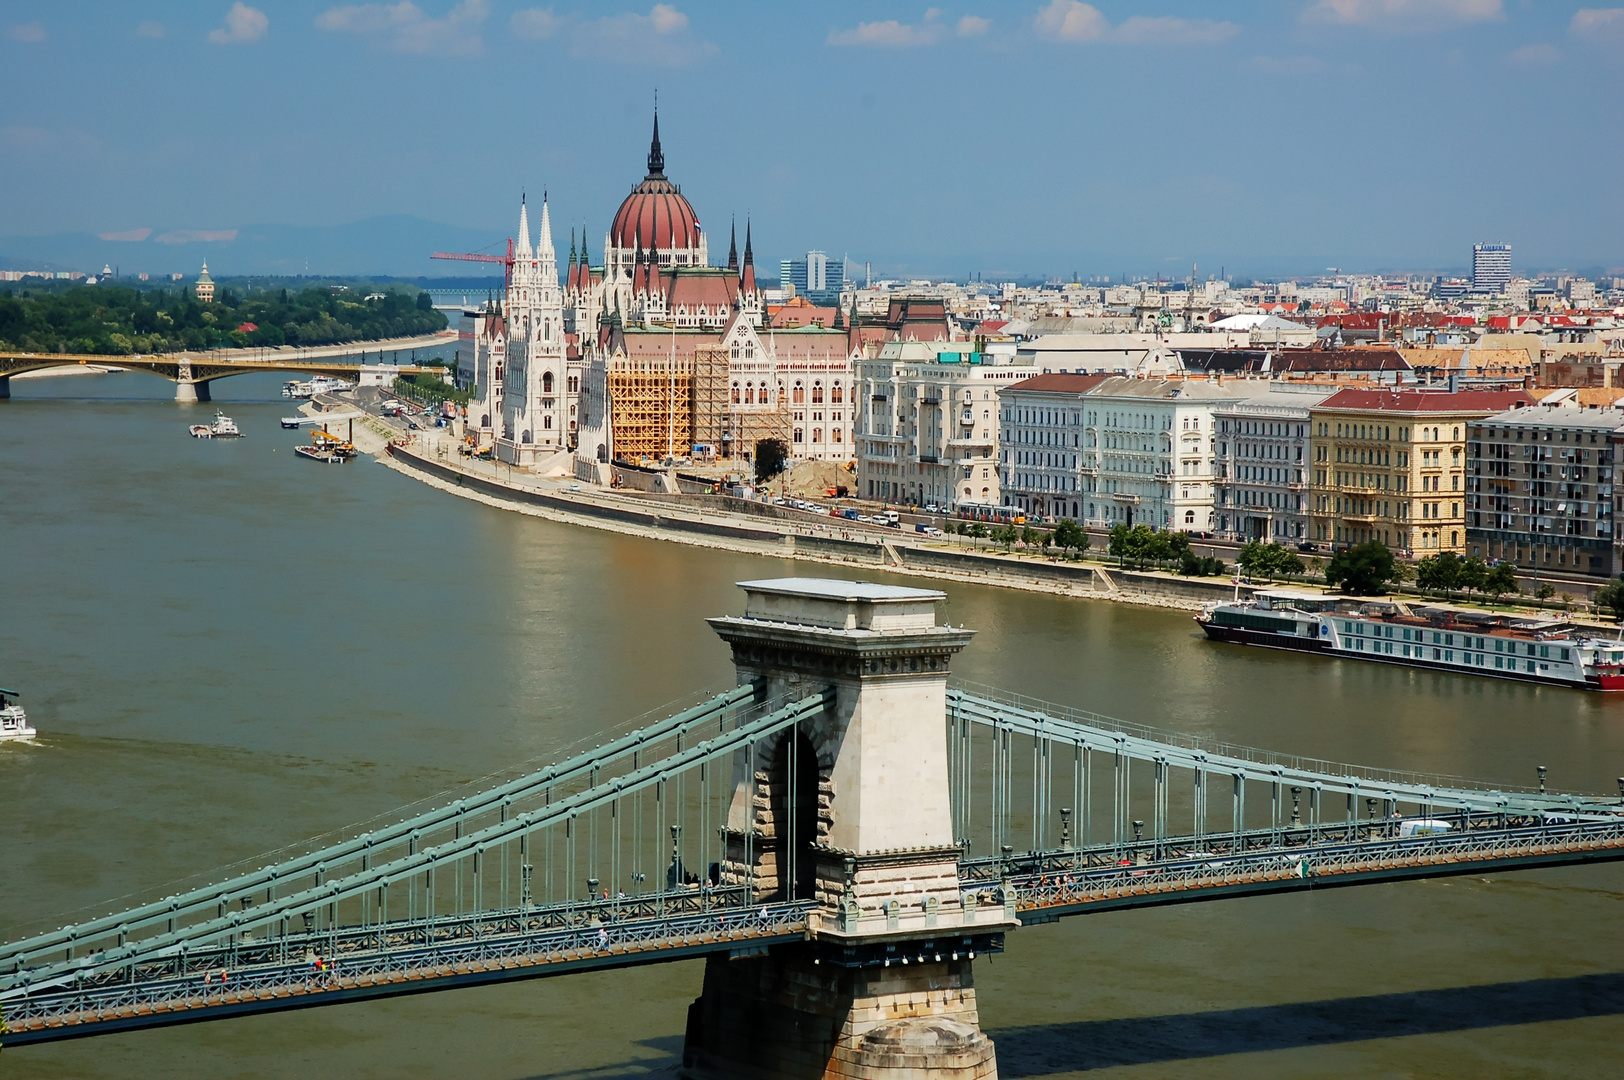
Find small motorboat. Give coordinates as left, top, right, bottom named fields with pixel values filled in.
left=0, top=688, right=36, bottom=742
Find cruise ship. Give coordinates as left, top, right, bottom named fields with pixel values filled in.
left=1197, top=588, right=1624, bottom=691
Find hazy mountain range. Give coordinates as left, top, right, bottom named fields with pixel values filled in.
left=0, top=216, right=508, bottom=280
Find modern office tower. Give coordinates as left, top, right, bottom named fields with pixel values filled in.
left=1472, top=243, right=1511, bottom=294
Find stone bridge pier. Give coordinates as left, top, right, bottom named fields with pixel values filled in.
left=683, top=578, right=1012, bottom=1080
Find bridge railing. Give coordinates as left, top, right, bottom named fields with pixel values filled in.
left=957, top=817, right=1624, bottom=916
left=2, top=897, right=816, bottom=1038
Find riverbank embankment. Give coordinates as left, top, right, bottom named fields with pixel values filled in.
left=376, top=441, right=1249, bottom=612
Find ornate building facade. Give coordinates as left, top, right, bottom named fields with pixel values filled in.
left=479, top=111, right=856, bottom=471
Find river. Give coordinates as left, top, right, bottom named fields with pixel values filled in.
left=3, top=372, right=1621, bottom=1078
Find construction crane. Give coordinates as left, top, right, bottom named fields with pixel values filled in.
left=431, top=237, right=515, bottom=292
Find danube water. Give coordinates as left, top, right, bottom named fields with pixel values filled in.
left=3, top=372, right=1622, bottom=1079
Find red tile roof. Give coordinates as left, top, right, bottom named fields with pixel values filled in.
left=1002, top=373, right=1113, bottom=394
left=1316, top=388, right=1535, bottom=413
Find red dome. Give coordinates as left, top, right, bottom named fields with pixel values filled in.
left=609, top=111, right=701, bottom=253
left=610, top=177, right=701, bottom=252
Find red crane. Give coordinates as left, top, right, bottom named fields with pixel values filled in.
left=431, top=237, right=515, bottom=291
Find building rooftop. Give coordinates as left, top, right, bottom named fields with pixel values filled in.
left=1000, top=373, right=1112, bottom=394
left=1315, top=388, right=1536, bottom=413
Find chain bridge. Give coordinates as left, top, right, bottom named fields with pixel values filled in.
left=4, top=578, right=1621, bottom=1079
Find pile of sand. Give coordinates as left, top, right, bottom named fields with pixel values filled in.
left=780, top=458, right=856, bottom=498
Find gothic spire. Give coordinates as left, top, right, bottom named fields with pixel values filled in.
left=516, top=193, right=533, bottom=259
left=727, top=217, right=738, bottom=272
left=647, top=104, right=665, bottom=178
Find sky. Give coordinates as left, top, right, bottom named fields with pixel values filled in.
left=1, top=0, right=1620, bottom=280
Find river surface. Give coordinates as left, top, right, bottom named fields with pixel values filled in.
left=3, top=372, right=1622, bottom=1078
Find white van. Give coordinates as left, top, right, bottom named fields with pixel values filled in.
left=1398, top=819, right=1453, bottom=837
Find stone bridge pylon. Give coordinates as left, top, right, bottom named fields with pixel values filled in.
left=684, top=578, right=1010, bottom=1080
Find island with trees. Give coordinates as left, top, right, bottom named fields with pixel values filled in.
left=0, top=282, right=447, bottom=355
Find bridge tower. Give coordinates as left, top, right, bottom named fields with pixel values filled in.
left=684, top=578, right=1009, bottom=1080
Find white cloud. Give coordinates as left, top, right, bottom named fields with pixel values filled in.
left=155, top=230, right=238, bottom=244
left=1302, top=0, right=1503, bottom=28
left=317, top=0, right=488, bottom=54
left=570, top=5, right=717, bottom=66
left=100, top=228, right=154, bottom=242
left=1034, top=1, right=1108, bottom=41
left=957, top=15, right=991, bottom=37
left=829, top=10, right=944, bottom=47
left=208, top=3, right=268, bottom=44
left=1571, top=7, right=1624, bottom=39
left=511, top=7, right=563, bottom=39
left=8, top=21, right=46, bottom=42
left=1509, top=42, right=1559, bottom=64
left=1035, top=2, right=1238, bottom=44
left=136, top=21, right=166, bottom=38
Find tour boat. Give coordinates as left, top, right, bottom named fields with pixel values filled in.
left=1196, top=588, right=1624, bottom=691
left=208, top=412, right=243, bottom=438
left=0, top=688, right=36, bottom=742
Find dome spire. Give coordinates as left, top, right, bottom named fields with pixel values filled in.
left=647, top=97, right=665, bottom=178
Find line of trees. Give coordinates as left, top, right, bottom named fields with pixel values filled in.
left=0, top=283, right=446, bottom=355
left=1413, top=551, right=1521, bottom=603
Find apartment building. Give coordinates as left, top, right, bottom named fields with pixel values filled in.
left=995, top=373, right=1110, bottom=520
left=1308, top=388, right=1535, bottom=554
left=1468, top=406, right=1621, bottom=577
left=854, top=340, right=1035, bottom=508
left=1210, top=387, right=1333, bottom=543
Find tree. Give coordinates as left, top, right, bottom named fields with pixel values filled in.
left=754, top=438, right=789, bottom=483
left=993, top=524, right=1018, bottom=552
left=1415, top=551, right=1463, bottom=599
left=1483, top=562, right=1519, bottom=603
left=1458, top=556, right=1488, bottom=599
left=967, top=522, right=988, bottom=548
left=1107, top=523, right=1130, bottom=567
left=1238, top=541, right=1305, bottom=583
left=1020, top=525, right=1039, bottom=551
left=1536, top=582, right=1555, bottom=601
left=1324, top=541, right=1400, bottom=596
left=1594, top=578, right=1624, bottom=623
left=1053, top=519, right=1089, bottom=559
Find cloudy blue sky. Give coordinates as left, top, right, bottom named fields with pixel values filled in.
left=1, top=0, right=1619, bottom=279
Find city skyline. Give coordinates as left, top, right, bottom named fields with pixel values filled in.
left=1, top=1, right=1620, bottom=279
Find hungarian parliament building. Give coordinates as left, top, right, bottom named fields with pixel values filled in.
left=457, top=113, right=949, bottom=473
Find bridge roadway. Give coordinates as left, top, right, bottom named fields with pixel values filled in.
left=0, top=330, right=457, bottom=401
left=4, top=681, right=1623, bottom=1049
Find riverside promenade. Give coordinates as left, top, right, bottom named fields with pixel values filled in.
left=364, top=423, right=1247, bottom=612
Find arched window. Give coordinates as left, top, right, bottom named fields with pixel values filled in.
left=793, top=382, right=805, bottom=404
left=746, top=383, right=756, bottom=406
left=543, top=319, right=550, bottom=341
left=731, top=382, right=740, bottom=405
left=543, top=371, right=554, bottom=393
left=813, top=428, right=822, bottom=443
left=832, top=428, right=842, bottom=443
left=831, top=382, right=844, bottom=404
left=793, top=428, right=804, bottom=443
left=544, top=415, right=552, bottom=429
left=811, top=382, right=824, bottom=404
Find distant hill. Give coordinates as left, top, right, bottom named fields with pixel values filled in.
left=0, top=215, right=510, bottom=279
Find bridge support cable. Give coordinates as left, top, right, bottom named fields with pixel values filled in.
left=1, top=686, right=835, bottom=1003
left=945, top=685, right=1621, bottom=865
left=0, top=682, right=766, bottom=976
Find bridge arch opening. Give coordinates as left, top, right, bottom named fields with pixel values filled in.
left=768, top=727, right=821, bottom=903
